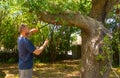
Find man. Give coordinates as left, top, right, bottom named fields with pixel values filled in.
left=18, top=24, right=49, bottom=78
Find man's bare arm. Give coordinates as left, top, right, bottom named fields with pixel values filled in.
left=28, top=28, right=38, bottom=36
left=33, top=39, right=49, bottom=55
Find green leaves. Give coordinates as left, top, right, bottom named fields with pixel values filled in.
left=25, top=0, right=91, bottom=15
left=96, top=54, right=105, bottom=61
left=100, top=66, right=107, bottom=76
left=79, top=0, right=91, bottom=15
left=0, top=0, right=80, bottom=56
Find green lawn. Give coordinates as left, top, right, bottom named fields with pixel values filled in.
left=0, top=60, right=119, bottom=78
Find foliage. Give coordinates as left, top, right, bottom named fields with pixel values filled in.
left=105, top=5, right=120, bottom=66
left=96, top=5, right=120, bottom=75
left=0, top=1, right=18, bottom=50
left=0, top=0, right=83, bottom=62
left=102, top=36, right=114, bottom=59
left=25, top=0, right=91, bottom=15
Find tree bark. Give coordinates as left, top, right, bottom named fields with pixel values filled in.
left=80, top=26, right=112, bottom=78
left=86, top=0, right=118, bottom=78
left=90, top=0, right=118, bottom=22
left=81, top=30, right=100, bottom=78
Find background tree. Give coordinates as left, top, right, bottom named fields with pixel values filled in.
left=0, top=0, right=79, bottom=63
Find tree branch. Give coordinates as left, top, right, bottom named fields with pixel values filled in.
left=37, top=11, right=91, bottom=31
left=90, top=0, right=118, bottom=22
left=37, top=11, right=112, bottom=38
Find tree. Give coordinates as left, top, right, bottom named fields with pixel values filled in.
left=25, top=0, right=119, bottom=78
left=0, top=0, right=119, bottom=78
left=0, top=1, right=18, bottom=50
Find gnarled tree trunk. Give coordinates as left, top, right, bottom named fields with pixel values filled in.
left=80, top=0, right=117, bottom=78
left=81, top=27, right=110, bottom=78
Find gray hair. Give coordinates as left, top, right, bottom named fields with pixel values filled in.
left=19, top=23, right=27, bottom=33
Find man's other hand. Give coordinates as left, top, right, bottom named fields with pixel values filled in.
left=43, top=39, right=49, bottom=47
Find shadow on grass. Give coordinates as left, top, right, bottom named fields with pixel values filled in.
left=0, top=63, right=18, bottom=78
left=0, top=60, right=80, bottom=78
left=109, top=67, right=120, bottom=78
left=0, top=70, right=6, bottom=78
left=32, top=60, right=80, bottom=78
left=0, top=60, right=119, bottom=78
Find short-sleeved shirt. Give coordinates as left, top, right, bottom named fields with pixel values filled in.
left=18, top=36, right=36, bottom=70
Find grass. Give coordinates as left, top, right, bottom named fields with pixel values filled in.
left=0, top=59, right=120, bottom=78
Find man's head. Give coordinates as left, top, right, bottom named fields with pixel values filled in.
left=19, top=24, right=29, bottom=36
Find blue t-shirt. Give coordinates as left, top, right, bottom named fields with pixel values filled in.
left=18, top=36, right=36, bottom=69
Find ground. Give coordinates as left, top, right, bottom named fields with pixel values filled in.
left=0, top=59, right=119, bottom=78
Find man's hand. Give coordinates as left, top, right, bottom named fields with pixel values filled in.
left=27, top=28, right=38, bottom=37
left=29, top=28, right=38, bottom=34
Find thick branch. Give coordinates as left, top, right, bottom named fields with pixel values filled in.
left=90, top=0, right=118, bottom=22
left=38, top=12, right=101, bottom=33
left=37, top=12, right=92, bottom=31
left=37, top=11, right=112, bottom=38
